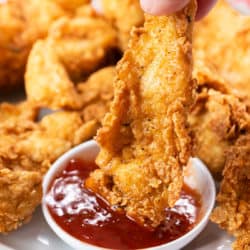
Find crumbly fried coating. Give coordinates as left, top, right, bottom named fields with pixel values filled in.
left=0, top=101, right=105, bottom=233
left=233, top=234, right=250, bottom=250
left=86, top=1, right=196, bottom=228
left=101, top=0, right=144, bottom=50
left=0, top=101, right=39, bottom=125
left=77, top=66, right=115, bottom=122
left=52, top=0, right=90, bottom=12
left=211, top=135, right=250, bottom=246
left=194, top=0, right=250, bottom=98
left=25, top=14, right=117, bottom=109
left=0, top=168, right=42, bottom=233
left=189, top=73, right=250, bottom=177
left=0, top=0, right=68, bottom=90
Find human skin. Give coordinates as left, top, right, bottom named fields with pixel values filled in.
left=140, top=0, right=217, bottom=20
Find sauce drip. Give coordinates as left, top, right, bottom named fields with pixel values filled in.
left=46, top=159, right=201, bottom=250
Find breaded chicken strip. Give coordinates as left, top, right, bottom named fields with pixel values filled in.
left=25, top=14, right=117, bottom=109
left=0, top=169, right=42, bottom=233
left=189, top=64, right=250, bottom=177
left=77, top=66, right=115, bottom=122
left=194, top=0, right=250, bottom=98
left=0, top=101, right=39, bottom=126
left=86, top=1, right=196, bottom=228
left=211, top=135, right=250, bottom=248
left=0, top=0, right=67, bottom=90
left=0, top=97, right=111, bottom=232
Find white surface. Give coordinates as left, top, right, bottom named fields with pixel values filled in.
left=42, top=141, right=216, bottom=250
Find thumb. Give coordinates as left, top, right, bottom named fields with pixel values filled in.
left=140, top=0, right=190, bottom=15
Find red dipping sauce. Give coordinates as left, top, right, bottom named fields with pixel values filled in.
left=45, top=159, right=201, bottom=250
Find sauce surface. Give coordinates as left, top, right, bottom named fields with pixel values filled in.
left=46, top=159, right=201, bottom=250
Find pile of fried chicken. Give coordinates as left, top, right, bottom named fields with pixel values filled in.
left=0, top=0, right=249, bottom=249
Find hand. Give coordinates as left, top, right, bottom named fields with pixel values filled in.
left=140, top=0, right=217, bottom=20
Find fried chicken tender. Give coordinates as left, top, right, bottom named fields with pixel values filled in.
left=194, top=0, right=250, bottom=97
left=25, top=14, right=117, bottom=109
left=211, top=135, right=250, bottom=248
left=0, top=101, right=39, bottom=126
left=189, top=64, right=250, bottom=177
left=77, top=66, right=115, bottom=122
left=0, top=169, right=42, bottom=233
left=86, top=1, right=196, bottom=228
left=100, top=0, right=144, bottom=50
left=0, top=0, right=68, bottom=90
left=0, top=100, right=107, bottom=232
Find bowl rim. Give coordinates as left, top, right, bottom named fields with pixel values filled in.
left=42, top=140, right=216, bottom=250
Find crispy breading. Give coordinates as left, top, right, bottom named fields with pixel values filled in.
left=77, top=66, right=115, bottom=122
left=101, top=0, right=144, bottom=50
left=47, top=16, right=117, bottom=82
left=0, top=102, right=106, bottom=232
left=0, top=101, right=39, bottom=125
left=0, top=168, right=42, bottom=233
left=211, top=135, right=250, bottom=245
left=233, top=234, right=250, bottom=250
left=189, top=81, right=250, bottom=177
left=86, top=1, right=196, bottom=228
left=0, top=0, right=68, bottom=90
left=25, top=14, right=117, bottom=109
left=194, top=0, right=250, bottom=98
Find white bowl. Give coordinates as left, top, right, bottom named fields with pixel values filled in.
left=42, top=140, right=216, bottom=250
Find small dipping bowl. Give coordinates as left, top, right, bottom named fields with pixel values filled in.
left=42, top=140, right=216, bottom=250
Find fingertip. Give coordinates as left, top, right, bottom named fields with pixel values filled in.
left=196, top=0, right=217, bottom=20
left=91, top=0, right=103, bottom=14
left=140, top=0, right=190, bottom=15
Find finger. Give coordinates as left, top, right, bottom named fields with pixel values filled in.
left=140, top=0, right=190, bottom=15
left=91, top=0, right=103, bottom=13
left=196, top=0, right=217, bottom=20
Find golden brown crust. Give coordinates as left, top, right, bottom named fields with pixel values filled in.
left=233, top=234, right=250, bottom=250
left=0, top=0, right=68, bottom=89
left=86, top=1, right=197, bottom=228
left=25, top=16, right=117, bottom=109
left=0, top=95, right=113, bottom=232
left=189, top=84, right=250, bottom=178
left=211, top=135, right=250, bottom=243
left=0, top=169, right=42, bottom=233
left=194, top=0, right=250, bottom=98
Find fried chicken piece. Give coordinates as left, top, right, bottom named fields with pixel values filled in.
left=0, top=100, right=106, bottom=232
left=25, top=14, right=117, bottom=109
left=86, top=1, right=196, bottom=228
left=211, top=135, right=250, bottom=247
left=189, top=75, right=250, bottom=177
left=194, top=0, right=250, bottom=98
left=100, top=0, right=144, bottom=50
left=77, top=66, right=115, bottom=122
left=0, top=101, right=39, bottom=125
left=16, top=111, right=98, bottom=172
left=0, top=168, right=42, bottom=233
left=0, top=0, right=68, bottom=90
left=233, top=234, right=250, bottom=250
left=0, top=109, right=99, bottom=173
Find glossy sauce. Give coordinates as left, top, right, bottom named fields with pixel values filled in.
left=46, top=159, right=201, bottom=250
